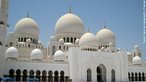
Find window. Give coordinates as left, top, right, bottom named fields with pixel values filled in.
left=59, top=46, right=61, bottom=50
left=52, top=46, right=56, bottom=55
left=67, top=37, right=69, bottom=42
left=9, top=42, right=13, bottom=47
left=111, top=69, right=115, bottom=82
left=71, top=37, right=73, bottom=43
left=21, top=38, right=23, bottom=42
left=87, top=69, right=92, bottom=82
left=0, top=41, right=2, bottom=46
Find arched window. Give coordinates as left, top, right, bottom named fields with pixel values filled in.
left=0, top=41, right=2, bottom=46
left=54, top=71, right=59, bottom=82
left=48, top=71, right=53, bottom=82
left=22, top=69, right=28, bottom=81
left=36, top=70, right=41, bottom=81
left=128, top=72, right=131, bottom=81
left=9, top=42, right=13, bottom=47
left=71, top=37, right=73, bottom=43
left=28, top=44, right=30, bottom=48
left=24, top=38, right=26, bottom=42
left=60, top=71, right=65, bottom=82
left=67, top=37, right=69, bottom=42
left=16, top=69, right=21, bottom=81
left=18, top=38, right=20, bottom=42
left=59, top=46, right=61, bottom=50
left=52, top=46, right=56, bottom=55
left=111, top=69, right=115, bottom=82
left=9, top=69, right=15, bottom=78
left=74, top=38, right=76, bottom=43
left=42, top=70, right=47, bottom=81
left=21, top=38, right=23, bottom=42
left=87, top=69, right=92, bottom=82
left=63, top=38, right=65, bottom=43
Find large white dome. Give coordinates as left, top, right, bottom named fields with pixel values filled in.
left=96, top=28, right=115, bottom=44
left=5, top=47, right=18, bottom=58
left=132, top=56, right=142, bottom=65
left=79, top=32, right=98, bottom=47
left=55, top=13, right=85, bottom=34
left=15, top=17, right=39, bottom=35
left=30, top=48, right=43, bottom=60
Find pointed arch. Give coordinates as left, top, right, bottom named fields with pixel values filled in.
left=60, top=71, right=65, bottom=82
left=22, top=69, right=28, bottom=81
left=87, top=68, right=92, bottom=82
left=48, top=70, right=53, bottom=82
left=0, top=41, right=2, bottom=46
left=97, top=64, right=106, bottom=82
left=54, top=71, right=59, bottom=82
left=111, top=69, right=115, bottom=82
left=16, top=69, right=21, bottom=81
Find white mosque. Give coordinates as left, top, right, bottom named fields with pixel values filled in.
left=0, top=0, right=146, bottom=82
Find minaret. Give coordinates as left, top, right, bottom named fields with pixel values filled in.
left=0, top=0, right=9, bottom=77
left=0, top=0, right=8, bottom=46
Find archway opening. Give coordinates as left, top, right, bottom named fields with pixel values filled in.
left=29, top=70, right=34, bottom=79
left=54, top=71, right=59, bottom=82
left=97, top=64, right=106, bottom=82
left=60, top=71, right=64, bottom=82
left=16, top=69, right=21, bottom=81
left=48, top=71, right=53, bottom=82
left=22, top=69, right=28, bottom=81
left=42, top=70, right=47, bottom=81
left=36, top=70, right=41, bottom=81
left=9, top=69, right=15, bottom=78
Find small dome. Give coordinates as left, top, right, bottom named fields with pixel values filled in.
left=55, top=13, right=85, bottom=34
left=79, top=32, right=98, bottom=47
left=5, top=47, right=18, bottom=58
left=54, top=50, right=65, bottom=61
left=15, top=17, right=39, bottom=36
left=134, top=45, right=139, bottom=48
left=96, top=28, right=115, bottom=45
left=30, top=49, right=43, bottom=60
left=132, top=56, right=142, bottom=65
left=38, top=41, right=42, bottom=45
left=75, top=39, right=79, bottom=44
left=109, top=42, right=114, bottom=47
left=59, top=38, right=64, bottom=44
left=26, top=38, right=31, bottom=43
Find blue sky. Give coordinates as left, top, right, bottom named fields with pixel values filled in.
left=8, top=0, right=146, bottom=60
